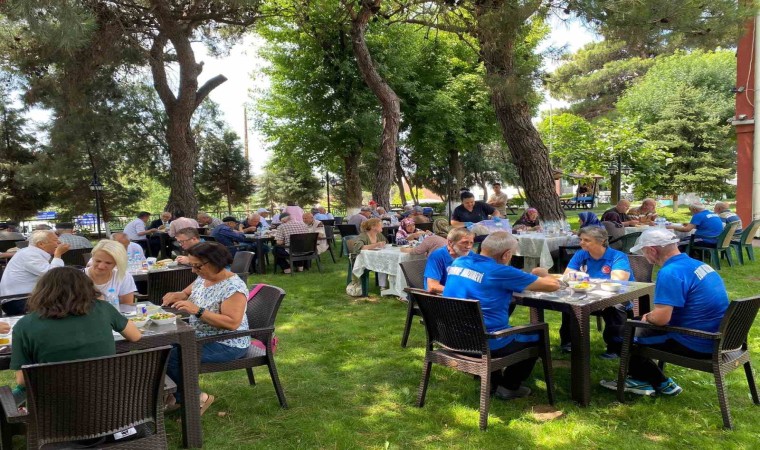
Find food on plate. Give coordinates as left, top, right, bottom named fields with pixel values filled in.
left=150, top=312, right=175, bottom=320
left=574, top=282, right=591, bottom=290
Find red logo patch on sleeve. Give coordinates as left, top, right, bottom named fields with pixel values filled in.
left=602, top=265, right=611, bottom=274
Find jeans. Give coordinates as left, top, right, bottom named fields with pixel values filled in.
left=167, top=341, right=248, bottom=403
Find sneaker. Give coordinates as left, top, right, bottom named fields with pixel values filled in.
left=600, top=378, right=656, bottom=396
left=656, top=378, right=683, bottom=396
left=599, top=351, right=619, bottom=360
left=494, top=385, right=532, bottom=400
left=560, top=343, right=572, bottom=353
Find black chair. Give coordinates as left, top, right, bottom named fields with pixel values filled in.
left=334, top=216, right=343, bottom=225
left=322, top=225, right=337, bottom=263
left=198, top=285, right=288, bottom=408
left=337, top=224, right=360, bottom=256
left=416, top=222, right=433, bottom=232
left=399, top=259, right=428, bottom=347
left=13, top=241, right=28, bottom=249
left=320, top=219, right=335, bottom=227
left=82, top=252, right=92, bottom=266
left=406, top=288, right=554, bottom=430
left=616, top=295, right=760, bottom=429
left=0, top=294, right=29, bottom=316
left=204, top=235, right=217, bottom=242
left=731, top=219, right=760, bottom=265
left=0, top=346, right=172, bottom=449
left=231, top=251, right=255, bottom=285
left=556, top=244, right=581, bottom=274
left=61, top=248, right=92, bottom=267
left=145, top=268, right=197, bottom=305
left=0, top=242, right=17, bottom=253
left=274, top=233, right=321, bottom=275
left=382, top=226, right=398, bottom=244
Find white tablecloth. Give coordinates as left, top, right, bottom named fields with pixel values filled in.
left=624, top=226, right=693, bottom=240
left=514, top=233, right=579, bottom=270
left=352, top=247, right=426, bottom=298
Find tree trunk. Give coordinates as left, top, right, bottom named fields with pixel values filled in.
left=610, top=173, right=621, bottom=205
left=350, top=0, right=400, bottom=209
left=343, top=150, right=363, bottom=211
left=395, top=150, right=407, bottom=206
left=474, top=0, right=564, bottom=221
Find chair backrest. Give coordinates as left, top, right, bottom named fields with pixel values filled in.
left=407, top=289, right=489, bottom=355
left=147, top=268, right=197, bottom=305
left=399, top=259, right=428, bottom=290
left=617, top=232, right=641, bottom=254
left=717, top=296, right=760, bottom=352
left=321, top=219, right=335, bottom=227
left=0, top=294, right=29, bottom=316
left=23, top=346, right=171, bottom=449
left=0, top=241, right=18, bottom=252
left=231, top=251, right=255, bottom=274
left=337, top=224, right=359, bottom=237
left=247, top=284, right=286, bottom=330
left=628, top=255, right=653, bottom=282
left=204, top=235, right=217, bottom=242
left=14, top=240, right=28, bottom=249
left=323, top=225, right=335, bottom=240
left=717, top=221, right=740, bottom=249
left=738, top=219, right=760, bottom=245
left=82, top=252, right=92, bottom=266
left=334, top=216, right=343, bottom=225
left=61, top=248, right=91, bottom=267
left=602, top=221, right=625, bottom=247
left=416, top=222, right=433, bottom=232
left=289, top=233, right=318, bottom=255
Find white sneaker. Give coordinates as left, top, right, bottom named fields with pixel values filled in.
left=600, top=378, right=656, bottom=396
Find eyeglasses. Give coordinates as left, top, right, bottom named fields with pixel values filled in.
left=176, top=238, right=197, bottom=245
left=189, top=261, right=209, bottom=270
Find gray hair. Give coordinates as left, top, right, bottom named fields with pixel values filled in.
left=689, top=202, right=705, bottom=212
left=198, top=212, right=211, bottom=220
left=376, top=207, right=386, bottom=214
left=413, top=206, right=423, bottom=213
left=247, top=213, right=261, bottom=221
left=360, top=206, right=371, bottom=212
left=714, top=201, right=728, bottom=212
left=30, top=230, right=56, bottom=246
left=481, top=231, right=518, bottom=255
left=579, top=226, right=608, bottom=246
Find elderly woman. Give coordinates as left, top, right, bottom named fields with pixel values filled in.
left=162, top=242, right=249, bottom=414
left=351, top=218, right=387, bottom=254
left=512, top=208, right=542, bottom=231
left=400, top=218, right=449, bottom=255
left=86, top=240, right=138, bottom=305
left=578, top=211, right=604, bottom=229
left=549, top=226, right=634, bottom=357
left=395, top=218, right=430, bottom=245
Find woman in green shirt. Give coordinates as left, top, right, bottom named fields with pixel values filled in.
left=10, top=267, right=142, bottom=400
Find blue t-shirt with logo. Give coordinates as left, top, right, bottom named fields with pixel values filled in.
left=423, top=246, right=453, bottom=290
left=567, top=247, right=635, bottom=281
left=651, top=253, right=728, bottom=353
left=442, top=253, right=538, bottom=350
left=690, top=210, right=724, bottom=244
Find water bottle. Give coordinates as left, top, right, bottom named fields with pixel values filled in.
left=106, top=288, right=119, bottom=310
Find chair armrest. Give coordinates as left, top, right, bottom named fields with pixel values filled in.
left=0, top=386, right=25, bottom=421
left=624, top=319, right=721, bottom=340
left=486, top=322, right=548, bottom=339
left=195, top=326, right=275, bottom=345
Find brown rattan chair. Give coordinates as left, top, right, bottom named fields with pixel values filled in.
left=0, top=346, right=172, bottom=449
left=406, top=288, right=555, bottom=430
left=231, top=251, right=255, bottom=285
left=146, top=268, right=197, bottom=305
left=616, top=295, right=760, bottom=429
left=273, top=233, right=321, bottom=275
left=198, top=285, right=288, bottom=408
left=61, top=248, right=91, bottom=267
left=399, top=259, right=428, bottom=348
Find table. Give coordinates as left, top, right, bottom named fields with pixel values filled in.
left=514, top=233, right=579, bottom=270
left=130, top=264, right=193, bottom=282
left=624, top=225, right=693, bottom=240
left=513, top=281, right=654, bottom=406
left=0, top=319, right=203, bottom=448
left=244, top=234, right=275, bottom=274
left=352, top=246, right=426, bottom=298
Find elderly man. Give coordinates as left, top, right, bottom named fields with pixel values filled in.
left=411, top=205, right=431, bottom=224
left=347, top=206, right=372, bottom=228
left=314, top=206, right=334, bottom=221
left=423, top=228, right=476, bottom=294
left=211, top=216, right=248, bottom=256
left=377, top=207, right=399, bottom=225
left=197, top=212, right=223, bottom=231
left=634, top=198, right=659, bottom=225
left=149, top=212, right=173, bottom=231
left=601, top=228, right=728, bottom=396
left=240, top=213, right=269, bottom=234
left=303, top=212, right=329, bottom=254
left=112, top=232, right=145, bottom=260
left=55, top=222, right=92, bottom=249
left=487, top=182, right=509, bottom=217
left=601, top=200, right=639, bottom=227
left=443, top=231, right=560, bottom=400
left=167, top=210, right=199, bottom=238
left=0, top=230, right=70, bottom=296
left=124, top=211, right=159, bottom=255
left=400, top=204, right=414, bottom=219
left=274, top=212, right=310, bottom=273
left=451, top=191, right=501, bottom=228
left=174, top=228, right=202, bottom=264
left=713, top=201, right=743, bottom=236
left=256, top=208, right=272, bottom=226
left=668, top=202, right=724, bottom=247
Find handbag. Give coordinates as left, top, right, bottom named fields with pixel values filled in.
left=346, top=281, right=363, bottom=297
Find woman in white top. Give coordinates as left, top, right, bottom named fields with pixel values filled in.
left=85, top=240, right=137, bottom=304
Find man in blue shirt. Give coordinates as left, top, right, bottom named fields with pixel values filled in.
left=601, top=228, right=729, bottom=397
left=668, top=202, right=724, bottom=246
left=211, top=216, right=249, bottom=256
left=443, top=231, right=560, bottom=400
left=423, top=228, right=474, bottom=293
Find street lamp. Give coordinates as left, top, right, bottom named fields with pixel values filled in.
left=606, top=154, right=632, bottom=204
left=89, top=175, right=104, bottom=237
left=322, top=172, right=340, bottom=214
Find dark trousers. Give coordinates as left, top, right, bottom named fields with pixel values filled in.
left=627, top=328, right=710, bottom=386
left=490, top=339, right=539, bottom=391
left=274, top=246, right=303, bottom=270
left=560, top=303, right=630, bottom=353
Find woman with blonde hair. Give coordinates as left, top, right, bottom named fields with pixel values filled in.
left=350, top=218, right=388, bottom=254
left=86, top=239, right=138, bottom=304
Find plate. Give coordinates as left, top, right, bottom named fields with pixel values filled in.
left=572, top=283, right=596, bottom=293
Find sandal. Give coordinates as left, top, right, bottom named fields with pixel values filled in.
left=199, top=393, right=215, bottom=416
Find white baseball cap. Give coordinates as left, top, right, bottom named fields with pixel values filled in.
left=256, top=208, right=270, bottom=213
left=630, top=228, right=680, bottom=254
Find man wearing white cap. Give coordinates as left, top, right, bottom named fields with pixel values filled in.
left=601, top=228, right=729, bottom=397
left=256, top=208, right=271, bottom=227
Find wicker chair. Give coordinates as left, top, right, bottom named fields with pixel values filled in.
left=616, top=295, right=760, bottom=429
left=0, top=346, right=172, bottom=449
left=608, top=231, right=642, bottom=254
left=231, top=251, right=255, bottom=285
left=61, top=248, right=91, bottom=267
left=399, top=259, right=428, bottom=348
left=273, top=233, right=321, bottom=275
left=406, top=288, right=555, bottom=430
left=322, top=225, right=337, bottom=263
left=198, top=285, right=288, bottom=408
left=731, top=219, right=760, bottom=265
left=336, top=224, right=359, bottom=256
left=145, top=268, right=197, bottom=305
left=687, top=221, right=739, bottom=270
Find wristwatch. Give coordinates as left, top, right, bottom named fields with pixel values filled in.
left=195, top=307, right=206, bottom=319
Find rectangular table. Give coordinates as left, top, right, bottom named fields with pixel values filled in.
left=0, top=319, right=203, bottom=448
left=352, top=246, right=426, bottom=298
left=130, top=264, right=193, bottom=283
left=513, top=281, right=654, bottom=406
left=244, top=234, right=275, bottom=274
left=625, top=225, right=692, bottom=240
left=514, top=233, right=579, bottom=270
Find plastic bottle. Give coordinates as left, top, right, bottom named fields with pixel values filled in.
left=106, top=288, right=119, bottom=310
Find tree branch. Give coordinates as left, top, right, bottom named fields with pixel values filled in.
left=195, top=74, right=228, bottom=109
left=148, top=33, right=176, bottom=109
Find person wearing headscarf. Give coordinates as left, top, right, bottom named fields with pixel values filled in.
left=512, top=208, right=542, bottom=231
left=400, top=219, right=449, bottom=255
left=578, top=211, right=604, bottom=229
left=395, top=218, right=431, bottom=245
